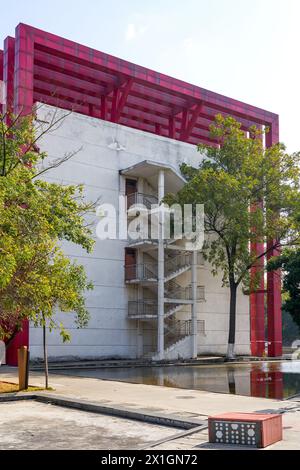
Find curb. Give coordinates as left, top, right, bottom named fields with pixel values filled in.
left=0, top=392, right=206, bottom=430
left=29, top=357, right=225, bottom=371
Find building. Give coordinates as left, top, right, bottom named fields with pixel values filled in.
left=0, top=24, right=282, bottom=365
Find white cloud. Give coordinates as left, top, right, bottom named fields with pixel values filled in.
left=125, top=24, right=137, bottom=41
left=125, top=23, right=148, bottom=41
left=182, top=37, right=195, bottom=56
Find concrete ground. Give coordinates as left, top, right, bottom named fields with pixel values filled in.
left=0, top=401, right=177, bottom=450
left=1, top=366, right=300, bottom=450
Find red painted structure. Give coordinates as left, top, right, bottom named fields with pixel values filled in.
left=5, top=321, right=29, bottom=367
left=0, top=24, right=282, bottom=363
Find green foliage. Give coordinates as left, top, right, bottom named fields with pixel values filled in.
left=167, top=115, right=300, bottom=291
left=166, top=114, right=300, bottom=354
left=268, top=250, right=300, bottom=333
left=0, top=112, right=94, bottom=342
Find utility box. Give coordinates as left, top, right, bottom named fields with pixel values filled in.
left=208, top=413, right=282, bottom=448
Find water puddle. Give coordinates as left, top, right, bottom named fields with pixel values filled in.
left=57, top=361, right=300, bottom=399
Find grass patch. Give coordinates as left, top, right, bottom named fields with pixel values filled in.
left=0, top=381, right=46, bottom=394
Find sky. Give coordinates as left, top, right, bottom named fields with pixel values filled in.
left=0, top=0, right=299, bottom=151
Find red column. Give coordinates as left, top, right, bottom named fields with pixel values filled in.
left=266, top=120, right=282, bottom=357
left=14, top=24, right=34, bottom=116
left=250, top=128, right=265, bottom=357
left=4, top=27, right=32, bottom=365
left=3, top=36, right=15, bottom=114
left=5, top=321, right=29, bottom=366
left=250, top=246, right=265, bottom=356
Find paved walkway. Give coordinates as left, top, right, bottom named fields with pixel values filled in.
left=0, top=401, right=176, bottom=450
left=1, top=366, right=300, bottom=449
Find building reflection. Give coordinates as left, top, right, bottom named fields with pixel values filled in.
left=250, top=368, right=284, bottom=399
left=59, top=361, right=300, bottom=399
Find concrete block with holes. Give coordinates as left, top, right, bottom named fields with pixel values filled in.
left=208, top=413, right=282, bottom=448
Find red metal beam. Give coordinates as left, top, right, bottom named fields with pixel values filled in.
left=180, top=109, right=188, bottom=139
left=168, top=116, right=175, bottom=138
left=33, top=80, right=224, bottom=146
left=17, top=23, right=278, bottom=126
left=34, top=73, right=107, bottom=101
left=180, top=103, right=203, bottom=140
left=33, top=62, right=256, bottom=133
left=110, top=87, right=119, bottom=122
left=13, top=23, right=278, bottom=138
left=34, top=52, right=116, bottom=86
left=33, top=83, right=219, bottom=148
left=34, top=73, right=222, bottom=137
left=113, top=78, right=134, bottom=122
left=101, top=95, right=107, bottom=120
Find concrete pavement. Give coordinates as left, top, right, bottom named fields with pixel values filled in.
left=0, top=401, right=177, bottom=450
left=1, top=366, right=300, bottom=450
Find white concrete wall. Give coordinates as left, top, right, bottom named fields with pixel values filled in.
left=29, top=104, right=250, bottom=360
left=196, top=263, right=250, bottom=355
left=152, top=336, right=193, bottom=361
left=0, top=80, right=4, bottom=107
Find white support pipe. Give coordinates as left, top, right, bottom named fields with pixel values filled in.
left=137, top=250, right=143, bottom=358
left=157, top=170, right=165, bottom=360
left=137, top=321, right=144, bottom=358
left=191, top=250, right=198, bottom=359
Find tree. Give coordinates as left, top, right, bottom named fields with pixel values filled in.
left=268, top=249, right=300, bottom=336
left=165, top=115, right=300, bottom=359
left=0, top=110, right=94, bottom=385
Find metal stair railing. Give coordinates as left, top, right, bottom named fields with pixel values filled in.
left=165, top=280, right=205, bottom=301
left=164, top=319, right=192, bottom=349
left=127, top=192, right=158, bottom=210
left=128, top=300, right=157, bottom=318
left=125, top=263, right=158, bottom=281
left=128, top=300, right=184, bottom=319
left=142, top=319, right=205, bottom=357
left=165, top=303, right=184, bottom=317
left=164, top=252, right=191, bottom=278
left=164, top=279, right=192, bottom=301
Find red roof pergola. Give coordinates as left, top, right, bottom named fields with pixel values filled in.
left=0, top=23, right=279, bottom=147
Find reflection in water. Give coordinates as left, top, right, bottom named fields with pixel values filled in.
left=227, top=369, right=236, bottom=395
left=250, top=369, right=284, bottom=399
left=57, top=361, right=300, bottom=399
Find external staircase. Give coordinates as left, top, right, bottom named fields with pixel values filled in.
left=122, top=167, right=204, bottom=360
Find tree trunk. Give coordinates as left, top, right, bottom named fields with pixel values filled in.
left=43, top=323, right=49, bottom=389
left=227, top=281, right=237, bottom=360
